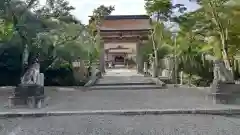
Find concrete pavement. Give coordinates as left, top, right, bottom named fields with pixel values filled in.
left=1, top=115, right=240, bottom=135
left=2, top=108, right=240, bottom=118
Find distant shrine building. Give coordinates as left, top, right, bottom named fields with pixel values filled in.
left=89, top=15, right=152, bottom=72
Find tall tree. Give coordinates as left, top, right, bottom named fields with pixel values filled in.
left=144, top=0, right=185, bottom=77
left=88, top=5, right=115, bottom=67
left=189, top=0, right=234, bottom=71
left=89, top=5, right=115, bottom=36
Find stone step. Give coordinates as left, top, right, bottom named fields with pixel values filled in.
left=95, top=82, right=156, bottom=86
left=88, top=85, right=164, bottom=90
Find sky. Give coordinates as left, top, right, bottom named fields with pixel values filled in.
left=40, top=0, right=200, bottom=24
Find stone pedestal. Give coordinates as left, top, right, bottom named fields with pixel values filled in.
left=143, top=62, right=148, bottom=76
left=8, top=74, right=45, bottom=108
left=210, top=81, right=240, bottom=104
left=14, top=84, right=44, bottom=97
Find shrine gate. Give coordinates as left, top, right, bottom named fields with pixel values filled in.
left=91, top=15, right=152, bottom=73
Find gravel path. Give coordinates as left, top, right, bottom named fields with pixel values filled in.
left=0, top=68, right=239, bottom=112
left=0, top=83, right=239, bottom=113
left=1, top=69, right=240, bottom=134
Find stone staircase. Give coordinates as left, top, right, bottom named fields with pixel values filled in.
left=88, top=69, right=164, bottom=90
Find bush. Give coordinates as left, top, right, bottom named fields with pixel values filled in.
left=0, top=50, right=86, bottom=86
left=44, top=63, right=78, bottom=86
left=0, top=45, right=22, bottom=86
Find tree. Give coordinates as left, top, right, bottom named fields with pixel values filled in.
left=88, top=5, right=115, bottom=36
left=189, top=0, right=236, bottom=72
left=144, top=0, right=186, bottom=77
left=87, top=5, right=115, bottom=69
left=143, top=0, right=240, bottom=85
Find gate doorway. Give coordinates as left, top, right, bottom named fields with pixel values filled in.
left=114, top=55, right=124, bottom=65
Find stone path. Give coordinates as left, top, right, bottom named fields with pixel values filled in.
left=96, top=68, right=155, bottom=85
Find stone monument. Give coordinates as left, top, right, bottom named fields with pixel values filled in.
left=8, top=59, right=45, bottom=108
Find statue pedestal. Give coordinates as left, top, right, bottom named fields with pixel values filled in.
left=210, top=81, right=240, bottom=104
left=8, top=73, right=45, bottom=109
left=8, top=84, right=45, bottom=108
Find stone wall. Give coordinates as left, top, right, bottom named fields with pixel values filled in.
left=210, top=81, right=240, bottom=104
left=212, top=82, right=240, bottom=94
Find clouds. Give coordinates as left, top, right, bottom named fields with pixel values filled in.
left=69, top=0, right=199, bottom=24
left=39, top=0, right=199, bottom=24
left=68, top=0, right=146, bottom=24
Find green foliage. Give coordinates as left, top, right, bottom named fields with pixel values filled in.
left=0, top=44, right=22, bottom=85
left=0, top=0, right=100, bottom=86
left=143, top=0, right=240, bottom=86
left=89, top=5, right=115, bottom=35
left=145, top=0, right=186, bottom=20
left=0, top=19, right=14, bottom=42
left=44, top=62, right=77, bottom=86
left=87, top=5, right=115, bottom=62
left=92, top=5, right=115, bottom=19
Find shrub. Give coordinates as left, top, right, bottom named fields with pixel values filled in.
left=44, top=63, right=77, bottom=86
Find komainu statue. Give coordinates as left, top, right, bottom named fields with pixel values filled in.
left=213, top=60, right=234, bottom=83
left=21, top=62, right=40, bottom=85
left=205, top=54, right=234, bottom=83
left=205, top=55, right=240, bottom=104
left=8, top=58, right=45, bottom=108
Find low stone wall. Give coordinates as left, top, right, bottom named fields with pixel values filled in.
left=211, top=82, right=240, bottom=94
left=210, top=82, right=240, bottom=104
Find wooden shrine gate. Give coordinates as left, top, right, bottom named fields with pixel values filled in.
left=89, top=15, right=152, bottom=73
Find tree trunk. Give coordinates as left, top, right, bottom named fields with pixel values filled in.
left=208, top=1, right=232, bottom=71
left=220, top=33, right=232, bottom=70
left=151, top=34, right=158, bottom=77
left=150, top=13, right=162, bottom=77
left=207, top=1, right=234, bottom=82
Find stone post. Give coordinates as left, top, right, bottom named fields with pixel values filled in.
left=143, top=62, right=148, bottom=76
left=170, top=57, right=178, bottom=84
left=152, top=60, right=157, bottom=77
left=99, top=40, right=105, bottom=74
left=180, top=71, right=183, bottom=85
left=136, top=41, right=143, bottom=73
left=37, top=73, right=44, bottom=86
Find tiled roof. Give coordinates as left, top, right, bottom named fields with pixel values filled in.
left=100, top=28, right=151, bottom=31
left=108, top=47, right=129, bottom=50
left=104, top=15, right=150, bottom=20
left=100, top=19, right=152, bottom=31
left=108, top=48, right=133, bottom=53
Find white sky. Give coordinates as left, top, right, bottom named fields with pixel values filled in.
left=40, top=0, right=200, bottom=24
left=69, top=0, right=146, bottom=24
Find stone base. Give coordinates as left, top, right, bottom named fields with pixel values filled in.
left=14, top=84, right=44, bottom=98
left=8, top=84, right=45, bottom=108
left=8, top=95, right=45, bottom=108
left=27, top=96, right=45, bottom=108
left=211, top=82, right=240, bottom=104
